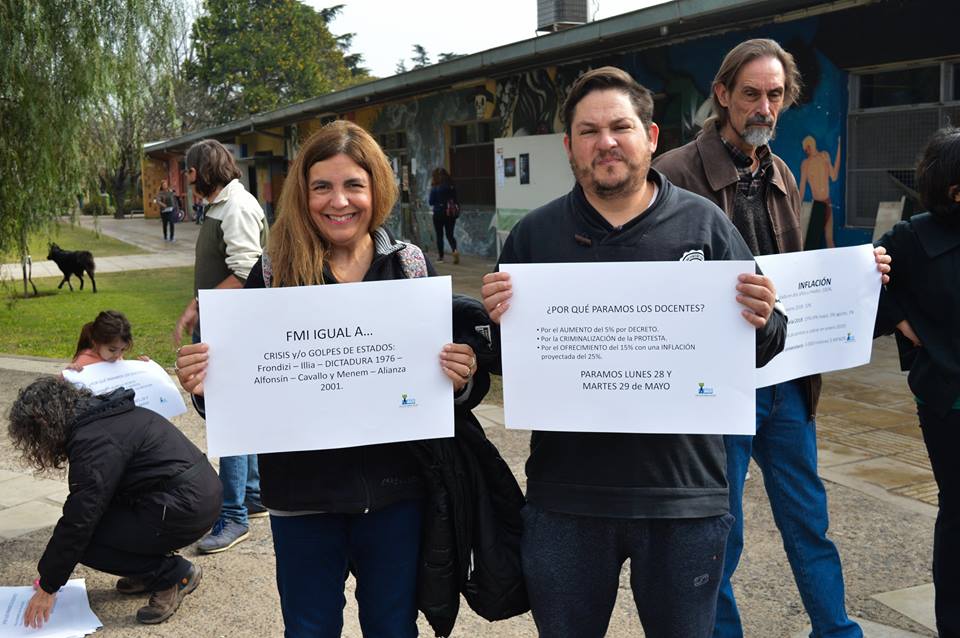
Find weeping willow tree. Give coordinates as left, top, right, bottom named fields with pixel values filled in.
left=0, top=0, right=171, bottom=296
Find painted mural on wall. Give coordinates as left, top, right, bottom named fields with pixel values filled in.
left=363, top=14, right=873, bottom=259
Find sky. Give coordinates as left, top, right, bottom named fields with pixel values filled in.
left=309, top=0, right=670, bottom=79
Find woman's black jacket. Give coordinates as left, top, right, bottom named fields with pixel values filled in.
left=409, top=296, right=529, bottom=637
left=874, top=213, right=960, bottom=416
left=38, top=389, right=221, bottom=593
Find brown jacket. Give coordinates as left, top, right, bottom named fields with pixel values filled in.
left=653, top=123, right=822, bottom=416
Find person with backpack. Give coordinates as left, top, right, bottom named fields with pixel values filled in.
left=429, top=167, right=460, bottom=263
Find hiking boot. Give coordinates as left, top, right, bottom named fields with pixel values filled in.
left=197, top=519, right=249, bottom=554
left=452, top=250, right=460, bottom=264
left=135, top=563, right=201, bottom=624
left=116, top=575, right=150, bottom=595
left=245, top=498, right=268, bottom=519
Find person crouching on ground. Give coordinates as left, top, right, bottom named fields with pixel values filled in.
left=8, top=377, right=221, bottom=628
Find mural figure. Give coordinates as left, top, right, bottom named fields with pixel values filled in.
left=799, top=135, right=841, bottom=248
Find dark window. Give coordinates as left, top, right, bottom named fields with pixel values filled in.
left=378, top=131, right=407, bottom=150
left=954, top=64, right=960, bottom=101
left=448, top=120, right=498, bottom=207
left=859, top=66, right=940, bottom=109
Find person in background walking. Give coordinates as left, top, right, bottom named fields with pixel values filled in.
left=155, top=179, right=178, bottom=242
left=429, top=167, right=459, bottom=263
left=874, top=126, right=960, bottom=638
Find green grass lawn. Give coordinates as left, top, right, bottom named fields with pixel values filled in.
left=0, top=267, right=193, bottom=368
left=1, top=220, right=144, bottom=262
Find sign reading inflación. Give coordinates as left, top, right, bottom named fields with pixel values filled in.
left=199, top=277, right=453, bottom=457
left=499, top=261, right=756, bottom=435
left=755, top=244, right=882, bottom=388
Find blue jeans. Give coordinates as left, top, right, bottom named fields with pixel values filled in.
left=270, top=500, right=422, bottom=638
left=714, top=380, right=860, bottom=638
left=218, top=454, right=260, bottom=525
left=522, top=503, right=732, bottom=638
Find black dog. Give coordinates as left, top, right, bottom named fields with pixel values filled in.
left=47, top=243, right=97, bottom=293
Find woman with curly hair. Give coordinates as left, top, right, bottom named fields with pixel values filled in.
left=8, top=377, right=221, bottom=628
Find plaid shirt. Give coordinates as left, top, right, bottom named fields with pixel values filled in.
left=720, top=135, right=778, bottom=256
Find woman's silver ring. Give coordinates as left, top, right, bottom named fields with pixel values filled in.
left=173, top=363, right=180, bottom=373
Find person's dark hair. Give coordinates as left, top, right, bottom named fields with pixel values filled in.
left=916, top=126, right=960, bottom=226
left=185, top=139, right=242, bottom=198
left=8, top=377, right=91, bottom=472
left=74, top=310, right=133, bottom=359
left=431, top=167, right=451, bottom=187
left=711, top=39, right=802, bottom=126
left=561, top=66, right=654, bottom=137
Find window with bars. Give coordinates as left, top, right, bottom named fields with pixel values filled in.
left=448, top=120, right=498, bottom=207
left=846, top=61, right=960, bottom=227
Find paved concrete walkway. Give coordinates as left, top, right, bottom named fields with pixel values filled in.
left=0, top=216, right=198, bottom=281
left=0, top=217, right=942, bottom=635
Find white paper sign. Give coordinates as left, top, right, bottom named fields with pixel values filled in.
left=499, top=261, right=756, bottom=435
left=199, top=277, right=454, bottom=457
left=0, top=579, right=102, bottom=637
left=755, top=244, right=882, bottom=388
left=63, top=360, right=187, bottom=420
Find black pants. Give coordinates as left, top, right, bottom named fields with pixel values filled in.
left=80, top=503, right=212, bottom=591
left=918, top=404, right=960, bottom=638
left=521, top=503, right=732, bottom=638
left=161, top=211, right=175, bottom=240
left=432, top=212, right=457, bottom=258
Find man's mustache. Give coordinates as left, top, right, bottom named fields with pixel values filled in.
left=593, top=151, right=626, bottom=166
left=746, top=115, right=775, bottom=127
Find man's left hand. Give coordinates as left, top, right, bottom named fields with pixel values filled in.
left=873, top=246, right=891, bottom=284
left=736, top=273, right=776, bottom=329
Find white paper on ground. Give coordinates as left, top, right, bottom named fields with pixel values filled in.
left=0, top=579, right=102, bottom=637
left=756, top=244, right=882, bottom=388
left=199, top=276, right=454, bottom=457
left=499, top=261, right=756, bottom=435
left=63, top=359, right=187, bottom=420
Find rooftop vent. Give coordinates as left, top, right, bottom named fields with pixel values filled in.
left=537, top=0, right=588, bottom=33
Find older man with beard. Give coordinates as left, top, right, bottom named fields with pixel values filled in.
left=481, top=66, right=787, bottom=638
left=655, top=39, right=889, bottom=638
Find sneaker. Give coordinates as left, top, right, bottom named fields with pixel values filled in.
left=245, top=498, right=268, bottom=519
left=116, top=575, right=149, bottom=595
left=196, top=519, right=249, bottom=554
left=452, top=250, right=460, bottom=265
left=136, top=563, right=202, bottom=624
left=437, top=256, right=444, bottom=262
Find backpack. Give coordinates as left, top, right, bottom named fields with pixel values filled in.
left=446, top=198, right=461, bottom=219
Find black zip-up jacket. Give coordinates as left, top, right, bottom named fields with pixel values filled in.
left=874, top=212, right=960, bottom=417
left=497, top=170, right=786, bottom=519
left=244, top=230, right=436, bottom=512
left=38, top=389, right=221, bottom=593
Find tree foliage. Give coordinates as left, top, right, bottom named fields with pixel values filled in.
left=0, top=0, right=169, bottom=293
left=186, top=0, right=358, bottom=121
left=411, top=44, right=431, bottom=69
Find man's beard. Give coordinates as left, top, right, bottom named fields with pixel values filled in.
left=740, top=114, right=776, bottom=148
left=571, top=152, right=648, bottom=200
